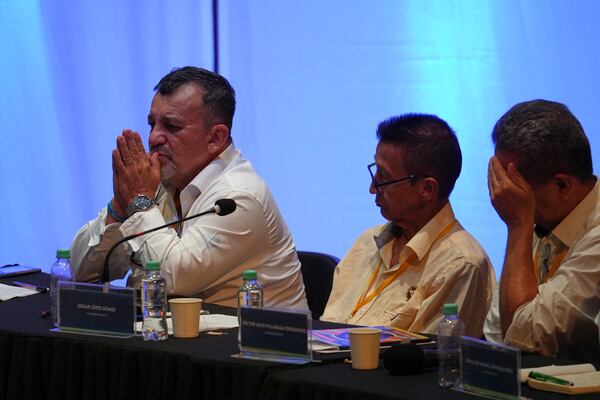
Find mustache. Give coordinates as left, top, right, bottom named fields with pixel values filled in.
left=150, top=146, right=173, bottom=158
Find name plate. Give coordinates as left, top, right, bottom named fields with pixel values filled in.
left=58, top=281, right=136, bottom=338
left=461, top=336, right=521, bottom=399
left=238, top=307, right=311, bottom=364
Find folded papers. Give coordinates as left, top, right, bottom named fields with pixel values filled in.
left=135, top=313, right=238, bottom=335
left=0, top=283, right=39, bottom=301
left=311, top=326, right=429, bottom=350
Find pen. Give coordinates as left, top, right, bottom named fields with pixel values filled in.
left=528, top=371, right=574, bottom=386
left=11, top=281, right=49, bottom=293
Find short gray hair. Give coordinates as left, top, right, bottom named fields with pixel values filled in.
left=492, top=99, right=593, bottom=184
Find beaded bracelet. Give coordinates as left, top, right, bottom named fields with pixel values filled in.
left=107, top=200, right=127, bottom=223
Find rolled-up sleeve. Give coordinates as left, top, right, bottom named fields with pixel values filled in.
left=121, top=191, right=268, bottom=296
left=505, top=237, right=600, bottom=356
left=71, top=207, right=131, bottom=283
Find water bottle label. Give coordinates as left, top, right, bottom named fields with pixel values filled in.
left=141, top=274, right=168, bottom=341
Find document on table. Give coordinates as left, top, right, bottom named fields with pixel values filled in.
left=310, top=341, right=349, bottom=353
left=520, top=363, right=596, bottom=383
left=135, top=314, right=239, bottom=335
left=0, top=283, right=39, bottom=301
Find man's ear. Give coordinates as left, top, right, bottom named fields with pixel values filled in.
left=207, top=124, right=231, bottom=154
left=420, top=177, right=439, bottom=201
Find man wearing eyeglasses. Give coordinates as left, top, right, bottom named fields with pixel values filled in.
left=321, top=114, right=495, bottom=337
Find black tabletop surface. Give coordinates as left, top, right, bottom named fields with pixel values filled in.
left=1, top=273, right=598, bottom=400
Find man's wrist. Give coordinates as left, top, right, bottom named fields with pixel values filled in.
left=505, top=218, right=534, bottom=232
left=107, top=200, right=127, bottom=223
left=126, top=194, right=156, bottom=217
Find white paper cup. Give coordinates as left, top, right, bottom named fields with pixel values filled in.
left=168, top=298, right=202, bottom=338
left=349, top=327, right=381, bottom=370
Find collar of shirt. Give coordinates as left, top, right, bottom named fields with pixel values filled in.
left=540, top=178, right=599, bottom=248
left=373, top=202, right=456, bottom=271
left=156, top=185, right=177, bottom=222
left=178, top=143, right=238, bottom=217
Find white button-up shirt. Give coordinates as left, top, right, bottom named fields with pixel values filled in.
left=71, top=144, right=308, bottom=309
left=485, top=179, right=600, bottom=360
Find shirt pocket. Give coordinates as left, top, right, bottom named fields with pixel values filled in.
left=382, top=294, right=420, bottom=328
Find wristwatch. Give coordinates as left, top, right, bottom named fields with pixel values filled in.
left=126, top=194, right=156, bottom=217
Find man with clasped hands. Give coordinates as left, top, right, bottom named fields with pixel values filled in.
left=484, top=99, right=600, bottom=361
left=321, top=114, right=495, bottom=337
left=70, top=66, right=307, bottom=309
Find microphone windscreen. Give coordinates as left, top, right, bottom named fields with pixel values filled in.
left=383, top=344, right=426, bottom=375
left=214, top=199, right=237, bottom=216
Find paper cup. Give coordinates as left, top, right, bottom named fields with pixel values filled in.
left=349, top=327, right=381, bottom=370
left=168, top=298, right=202, bottom=338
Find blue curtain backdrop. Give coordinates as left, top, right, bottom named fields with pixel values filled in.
left=2, top=0, right=599, bottom=281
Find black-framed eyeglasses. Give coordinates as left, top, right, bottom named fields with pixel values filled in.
left=368, top=163, right=424, bottom=195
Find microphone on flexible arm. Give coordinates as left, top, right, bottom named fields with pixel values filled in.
left=100, top=198, right=237, bottom=284
left=383, top=343, right=439, bottom=375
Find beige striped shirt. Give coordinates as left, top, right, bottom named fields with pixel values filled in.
left=321, top=202, right=495, bottom=337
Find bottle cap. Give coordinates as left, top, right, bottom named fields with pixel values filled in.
left=443, top=303, right=459, bottom=315
left=56, top=249, right=71, bottom=258
left=242, top=269, right=257, bottom=280
left=146, top=260, right=161, bottom=271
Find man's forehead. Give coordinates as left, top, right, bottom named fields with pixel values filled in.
left=376, top=141, right=406, bottom=157
left=375, top=142, right=407, bottom=171
left=149, top=84, right=205, bottom=115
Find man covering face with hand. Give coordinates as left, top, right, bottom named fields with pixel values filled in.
left=484, top=99, right=600, bottom=362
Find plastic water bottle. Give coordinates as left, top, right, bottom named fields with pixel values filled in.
left=50, top=248, right=73, bottom=328
left=237, top=269, right=263, bottom=349
left=141, top=260, right=168, bottom=341
left=438, top=303, right=464, bottom=388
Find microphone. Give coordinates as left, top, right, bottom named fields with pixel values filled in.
left=383, top=344, right=438, bottom=375
left=101, top=198, right=237, bottom=283
left=213, top=198, right=236, bottom=216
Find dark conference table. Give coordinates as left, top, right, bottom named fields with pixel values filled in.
left=1, top=273, right=598, bottom=400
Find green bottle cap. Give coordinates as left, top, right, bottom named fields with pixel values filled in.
left=242, top=270, right=257, bottom=280
left=443, top=303, right=459, bottom=315
left=56, top=249, right=71, bottom=258
left=146, top=260, right=161, bottom=271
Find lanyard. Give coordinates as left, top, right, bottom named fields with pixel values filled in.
left=349, top=220, right=456, bottom=319
left=532, top=242, right=568, bottom=284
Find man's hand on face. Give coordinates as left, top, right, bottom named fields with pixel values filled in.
left=487, top=156, right=535, bottom=229
left=111, top=129, right=161, bottom=214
